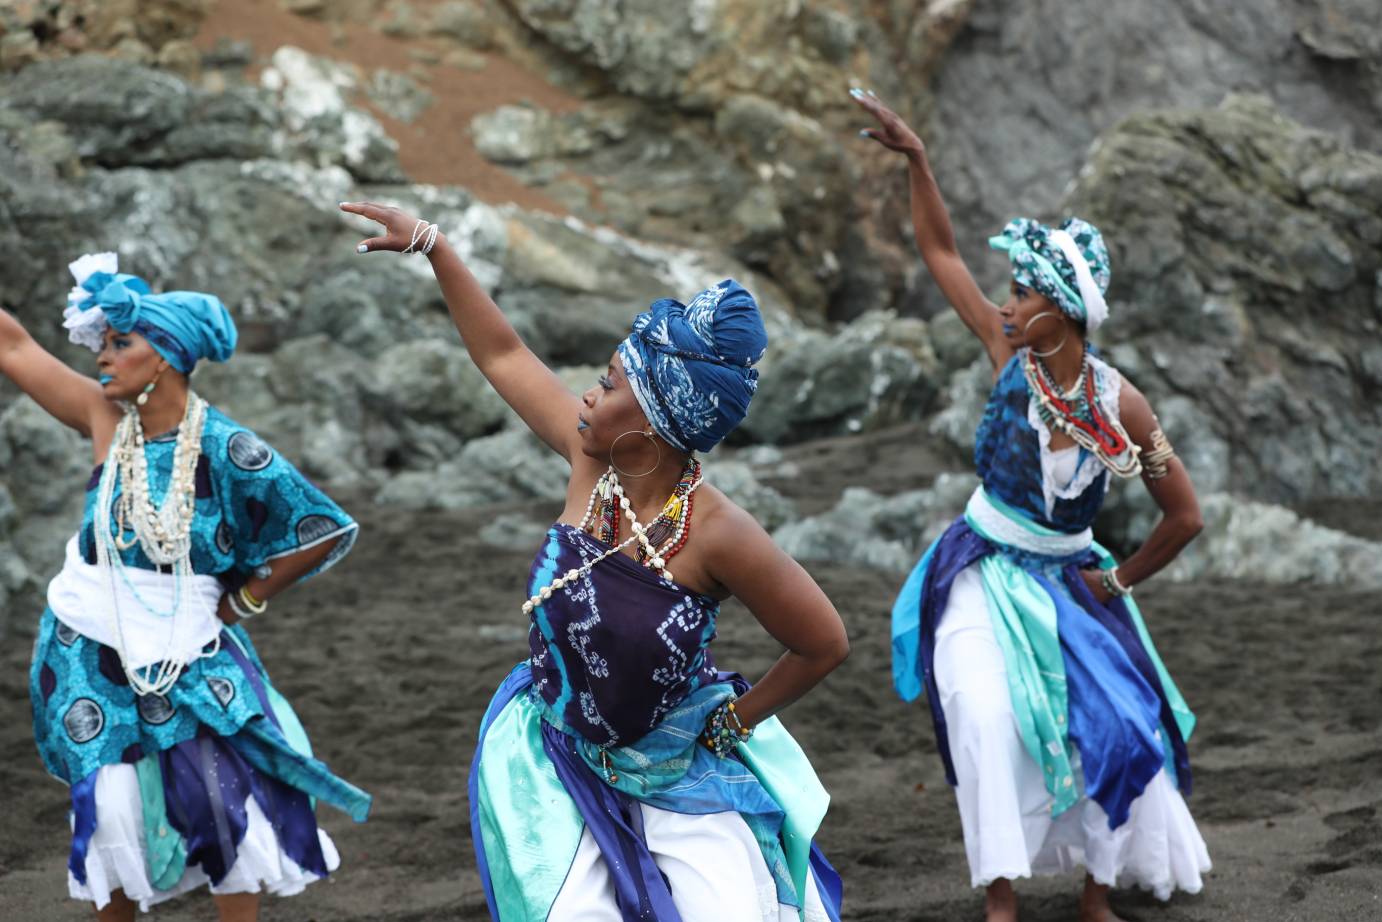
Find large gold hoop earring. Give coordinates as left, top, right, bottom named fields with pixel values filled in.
left=610, top=429, right=661, bottom=478
left=1024, top=311, right=1069, bottom=359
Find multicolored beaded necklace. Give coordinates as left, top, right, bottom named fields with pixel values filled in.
left=584, top=457, right=702, bottom=568
left=1023, top=347, right=1142, bottom=478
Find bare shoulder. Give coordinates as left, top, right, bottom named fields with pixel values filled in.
left=1111, top=368, right=1160, bottom=441
left=1114, top=369, right=1151, bottom=412
left=693, top=484, right=772, bottom=552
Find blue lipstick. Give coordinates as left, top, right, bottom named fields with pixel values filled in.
left=99, top=374, right=114, bottom=385
left=577, top=419, right=589, bottom=432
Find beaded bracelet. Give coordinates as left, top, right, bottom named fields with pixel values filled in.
left=702, top=699, right=752, bottom=758
left=1101, top=568, right=1132, bottom=598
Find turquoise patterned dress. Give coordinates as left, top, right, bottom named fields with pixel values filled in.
left=29, top=406, right=370, bottom=900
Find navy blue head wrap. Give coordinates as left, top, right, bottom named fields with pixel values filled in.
left=616, top=279, right=768, bottom=453
left=63, top=253, right=237, bottom=374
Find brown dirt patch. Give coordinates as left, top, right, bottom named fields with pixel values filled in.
left=193, top=0, right=582, bottom=212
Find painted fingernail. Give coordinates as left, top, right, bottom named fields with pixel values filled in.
left=867, top=89, right=878, bottom=98
left=849, top=88, right=864, bottom=97
left=858, top=129, right=871, bottom=138
left=356, top=244, right=368, bottom=254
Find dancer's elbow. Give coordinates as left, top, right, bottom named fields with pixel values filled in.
left=821, top=632, right=851, bottom=671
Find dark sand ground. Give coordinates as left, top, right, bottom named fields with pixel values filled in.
left=2, top=427, right=1380, bottom=921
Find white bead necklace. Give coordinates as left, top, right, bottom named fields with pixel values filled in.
left=95, top=392, right=220, bottom=696
left=521, top=466, right=704, bottom=615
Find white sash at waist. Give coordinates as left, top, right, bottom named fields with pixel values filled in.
left=46, top=535, right=224, bottom=670
left=964, top=487, right=1093, bottom=558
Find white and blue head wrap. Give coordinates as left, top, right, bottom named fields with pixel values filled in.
left=62, top=253, right=237, bottom=374
left=989, top=217, right=1111, bottom=332
left=616, top=279, right=768, bottom=453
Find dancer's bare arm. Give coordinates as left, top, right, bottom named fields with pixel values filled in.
left=216, top=537, right=343, bottom=625
left=1081, top=380, right=1204, bottom=601
left=701, top=502, right=849, bottom=729
left=0, top=308, right=113, bottom=437
left=852, top=91, right=1011, bottom=370
left=341, top=202, right=584, bottom=461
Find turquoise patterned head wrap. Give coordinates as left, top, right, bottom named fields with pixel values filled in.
left=62, top=253, right=237, bottom=373
left=616, top=279, right=767, bottom=453
left=989, top=217, right=1111, bottom=332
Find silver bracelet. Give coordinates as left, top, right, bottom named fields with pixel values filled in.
left=1101, top=568, right=1132, bottom=598
left=420, top=222, right=439, bottom=255
left=403, top=219, right=439, bottom=255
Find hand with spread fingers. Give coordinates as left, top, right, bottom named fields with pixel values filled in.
left=849, top=87, right=927, bottom=158
left=339, top=200, right=440, bottom=255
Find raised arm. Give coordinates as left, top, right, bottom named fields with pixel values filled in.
left=342, top=201, right=584, bottom=461
left=852, top=90, right=1010, bottom=370
left=1082, top=380, right=1204, bottom=601
left=0, top=308, right=112, bottom=439
left=701, top=501, right=849, bottom=730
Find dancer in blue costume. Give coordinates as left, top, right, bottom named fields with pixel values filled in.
left=2, top=254, right=370, bottom=921
left=854, top=91, right=1211, bottom=922
left=344, top=200, right=849, bottom=921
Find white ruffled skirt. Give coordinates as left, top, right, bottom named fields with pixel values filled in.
left=551, top=804, right=833, bottom=921
left=935, top=564, right=1211, bottom=896
left=68, top=763, right=339, bottom=912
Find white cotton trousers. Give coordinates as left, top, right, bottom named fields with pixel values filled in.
left=68, top=763, right=339, bottom=912
left=549, top=804, right=832, bottom=921
left=934, top=564, right=1211, bottom=897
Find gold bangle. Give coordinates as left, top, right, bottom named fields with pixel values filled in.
left=1142, top=428, right=1177, bottom=480
left=238, top=585, right=268, bottom=615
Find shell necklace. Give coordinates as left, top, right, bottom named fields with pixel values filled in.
left=1023, top=348, right=1142, bottom=478
left=520, top=463, right=704, bottom=615
left=94, top=392, right=219, bottom=695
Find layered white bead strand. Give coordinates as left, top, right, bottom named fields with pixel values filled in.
left=113, top=393, right=206, bottom=563
left=95, top=392, right=219, bottom=696
left=523, top=466, right=703, bottom=615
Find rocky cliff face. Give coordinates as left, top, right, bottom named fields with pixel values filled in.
left=920, top=0, right=1382, bottom=317
left=1, top=2, right=1378, bottom=633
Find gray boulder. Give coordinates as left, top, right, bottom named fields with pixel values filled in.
left=0, top=400, right=89, bottom=579
left=197, top=336, right=375, bottom=487
left=361, top=338, right=510, bottom=465
left=774, top=473, right=976, bottom=573
left=743, top=311, right=942, bottom=444
left=2, top=57, right=276, bottom=166
left=366, top=69, right=434, bottom=124
left=375, top=426, right=568, bottom=510
left=920, top=0, right=1382, bottom=317
left=429, top=1, right=498, bottom=49
left=1071, top=95, right=1382, bottom=504
left=259, top=46, right=405, bottom=183
left=1165, top=494, right=1382, bottom=587
left=700, top=459, right=797, bottom=532
left=507, top=0, right=721, bottom=102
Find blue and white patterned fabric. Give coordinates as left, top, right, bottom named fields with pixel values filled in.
left=989, top=218, right=1111, bottom=332
left=974, top=353, right=1108, bottom=533
left=30, top=407, right=367, bottom=891
left=891, top=355, right=1197, bottom=830
left=616, top=279, right=767, bottom=452
left=470, top=523, right=843, bottom=921
left=62, top=252, right=237, bottom=373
